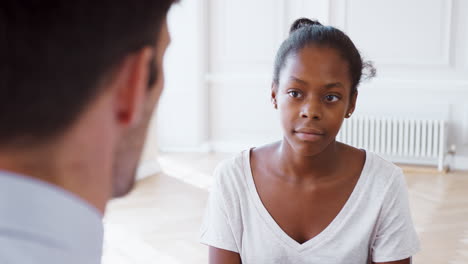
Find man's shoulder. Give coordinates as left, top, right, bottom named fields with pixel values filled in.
left=0, top=235, right=89, bottom=264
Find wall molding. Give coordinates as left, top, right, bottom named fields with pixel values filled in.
left=283, top=0, right=331, bottom=26
left=204, top=73, right=468, bottom=92
left=205, top=72, right=272, bottom=84
left=343, top=0, right=453, bottom=67
left=214, top=0, right=284, bottom=65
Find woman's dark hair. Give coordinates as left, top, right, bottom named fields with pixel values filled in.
left=273, top=18, right=376, bottom=94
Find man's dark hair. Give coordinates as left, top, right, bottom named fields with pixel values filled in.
left=0, top=0, right=175, bottom=147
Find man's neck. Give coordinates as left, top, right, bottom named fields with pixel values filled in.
left=0, top=145, right=111, bottom=215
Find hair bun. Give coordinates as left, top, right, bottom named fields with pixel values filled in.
left=289, top=18, right=322, bottom=34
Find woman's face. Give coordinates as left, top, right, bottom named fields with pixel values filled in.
left=273, top=45, right=357, bottom=156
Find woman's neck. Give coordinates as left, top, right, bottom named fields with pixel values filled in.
left=274, top=139, right=342, bottom=184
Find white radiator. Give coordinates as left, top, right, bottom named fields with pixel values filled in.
left=337, top=116, right=447, bottom=171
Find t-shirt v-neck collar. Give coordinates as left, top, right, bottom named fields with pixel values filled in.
left=242, top=149, right=372, bottom=252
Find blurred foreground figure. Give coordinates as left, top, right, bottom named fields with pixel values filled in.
left=0, top=1, right=176, bottom=263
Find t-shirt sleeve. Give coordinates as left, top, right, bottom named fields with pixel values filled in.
left=371, top=168, right=420, bottom=262
left=199, top=165, right=239, bottom=253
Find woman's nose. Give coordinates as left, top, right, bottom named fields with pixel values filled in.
left=300, top=101, right=322, bottom=120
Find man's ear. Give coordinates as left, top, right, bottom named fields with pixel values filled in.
left=113, top=47, right=155, bottom=127
left=271, top=83, right=278, bottom=109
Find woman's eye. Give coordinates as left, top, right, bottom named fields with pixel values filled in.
left=288, top=91, right=301, bottom=98
left=324, top=95, right=340, bottom=102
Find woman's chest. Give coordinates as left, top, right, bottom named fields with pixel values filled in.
left=252, top=168, right=361, bottom=244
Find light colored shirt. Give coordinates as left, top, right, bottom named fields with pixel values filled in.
left=0, top=170, right=104, bottom=264
left=200, top=150, right=420, bottom=263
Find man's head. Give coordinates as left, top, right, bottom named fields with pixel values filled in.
left=0, top=0, right=175, bottom=210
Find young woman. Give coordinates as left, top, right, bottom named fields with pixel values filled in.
left=200, top=18, right=420, bottom=264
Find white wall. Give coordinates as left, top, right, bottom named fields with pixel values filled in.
left=157, top=0, right=210, bottom=151
left=158, top=0, right=468, bottom=170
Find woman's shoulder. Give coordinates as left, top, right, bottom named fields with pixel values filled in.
left=339, top=142, right=401, bottom=176
left=362, top=151, right=406, bottom=193
left=366, top=151, right=401, bottom=173
left=214, top=150, right=247, bottom=175
left=211, top=149, right=251, bottom=191
left=338, top=143, right=404, bottom=194
left=213, top=142, right=280, bottom=184
left=339, top=143, right=401, bottom=179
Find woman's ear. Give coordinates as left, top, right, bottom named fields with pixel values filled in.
left=271, top=83, right=278, bottom=109
left=346, top=91, right=358, bottom=118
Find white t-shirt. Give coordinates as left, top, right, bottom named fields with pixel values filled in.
left=200, top=150, right=420, bottom=263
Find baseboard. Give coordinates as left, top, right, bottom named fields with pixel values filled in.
left=136, top=159, right=162, bottom=180
left=210, top=138, right=280, bottom=153
left=158, top=142, right=212, bottom=153
left=210, top=141, right=253, bottom=153
left=452, top=156, right=468, bottom=171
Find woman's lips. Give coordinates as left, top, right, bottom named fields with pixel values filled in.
left=294, top=129, right=325, bottom=142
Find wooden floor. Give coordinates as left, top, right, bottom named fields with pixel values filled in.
left=102, top=153, right=468, bottom=264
